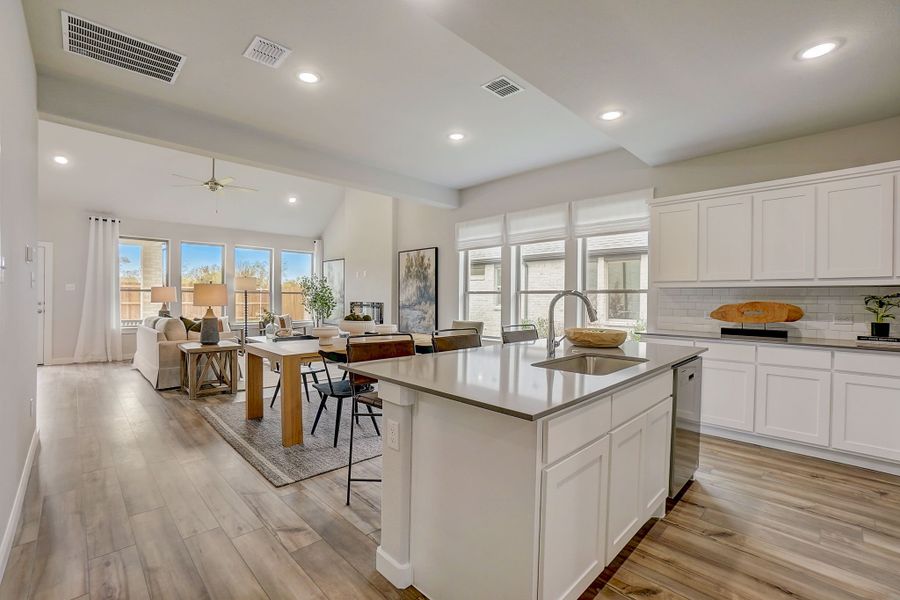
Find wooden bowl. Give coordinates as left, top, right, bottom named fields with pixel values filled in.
left=565, top=328, right=627, bottom=348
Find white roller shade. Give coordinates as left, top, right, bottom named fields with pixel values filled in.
left=455, top=215, right=505, bottom=250
left=505, top=202, right=570, bottom=245
left=572, top=188, right=653, bottom=237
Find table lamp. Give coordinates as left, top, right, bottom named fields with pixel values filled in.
left=193, top=283, right=227, bottom=344
left=150, top=286, right=176, bottom=317
left=234, top=276, right=258, bottom=343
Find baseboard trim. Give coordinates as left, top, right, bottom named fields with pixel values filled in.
left=376, top=545, right=413, bottom=589
left=701, top=425, right=900, bottom=476
left=47, top=354, right=133, bottom=366
left=0, top=427, right=40, bottom=580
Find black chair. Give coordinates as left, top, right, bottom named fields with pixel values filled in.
left=268, top=335, right=326, bottom=409
left=310, top=349, right=374, bottom=447
left=344, top=334, right=415, bottom=505
left=501, top=323, right=539, bottom=344
left=431, top=327, right=482, bottom=352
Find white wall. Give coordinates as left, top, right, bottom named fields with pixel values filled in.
left=322, top=188, right=395, bottom=320
left=0, top=0, right=38, bottom=575
left=394, top=115, right=900, bottom=329
left=37, top=204, right=316, bottom=363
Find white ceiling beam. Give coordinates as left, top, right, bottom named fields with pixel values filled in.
left=36, top=73, right=459, bottom=209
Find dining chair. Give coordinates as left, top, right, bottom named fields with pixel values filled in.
left=268, top=335, right=326, bottom=409
left=450, top=319, right=484, bottom=336
left=432, top=327, right=482, bottom=352
left=344, top=333, right=415, bottom=505
left=310, top=347, right=372, bottom=447
left=501, top=323, right=539, bottom=344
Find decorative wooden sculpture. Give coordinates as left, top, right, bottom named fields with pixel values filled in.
left=565, top=328, right=627, bottom=348
left=710, top=302, right=804, bottom=324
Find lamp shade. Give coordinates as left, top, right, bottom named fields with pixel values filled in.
left=150, top=286, right=176, bottom=303
left=193, top=283, right=227, bottom=307
left=234, top=276, right=259, bottom=292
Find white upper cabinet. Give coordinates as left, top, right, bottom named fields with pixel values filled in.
left=698, top=196, right=751, bottom=281
left=651, top=203, right=698, bottom=282
left=753, top=186, right=816, bottom=280
left=816, top=174, right=894, bottom=278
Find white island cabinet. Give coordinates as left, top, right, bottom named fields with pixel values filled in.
left=344, top=341, right=703, bottom=600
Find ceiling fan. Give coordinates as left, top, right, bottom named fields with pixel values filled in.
left=172, top=158, right=258, bottom=193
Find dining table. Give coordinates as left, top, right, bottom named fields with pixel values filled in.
left=243, top=332, right=434, bottom=447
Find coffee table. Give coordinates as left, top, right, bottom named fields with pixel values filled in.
left=178, top=340, right=241, bottom=400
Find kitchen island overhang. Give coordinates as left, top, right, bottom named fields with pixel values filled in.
left=343, top=340, right=705, bottom=600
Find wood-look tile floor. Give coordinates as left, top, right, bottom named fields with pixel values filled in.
left=3, top=363, right=900, bottom=599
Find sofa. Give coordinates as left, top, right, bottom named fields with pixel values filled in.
left=132, top=316, right=237, bottom=389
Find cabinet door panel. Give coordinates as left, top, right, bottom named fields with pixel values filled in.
left=652, top=203, right=698, bottom=282
left=699, top=196, right=751, bottom=281
left=753, top=186, right=816, bottom=280
left=607, top=415, right=645, bottom=558
left=755, top=366, right=830, bottom=446
left=700, top=360, right=755, bottom=431
left=816, top=175, right=894, bottom=278
left=642, top=398, right=672, bottom=517
left=832, top=373, right=900, bottom=462
left=540, top=436, right=609, bottom=600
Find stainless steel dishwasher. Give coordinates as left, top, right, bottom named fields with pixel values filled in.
left=670, top=357, right=702, bottom=498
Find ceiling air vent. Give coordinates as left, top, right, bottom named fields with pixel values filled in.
left=61, top=11, right=185, bottom=84
left=482, top=76, right=523, bottom=98
left=243, top=36, right=292, bottom=68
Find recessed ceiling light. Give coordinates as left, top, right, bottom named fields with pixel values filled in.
left=53, top=155, right=69, bottom=165
left=798, top=41, right=839, bottom=60
left=288, top=196, right=298, bottom=204
left=599, top=110, right=624, bottom=121
left=297, top=72, right=320, bottom=84
left=448, top=132, right=466, bottom=141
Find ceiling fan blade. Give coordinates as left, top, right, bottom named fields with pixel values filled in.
left=217, top=177, right=234, bottom=185
left=171, top=184, right=206, bottom=187
left=223, top=184, right=259, bottom=192
left=172, top=173, right=205, bottom=182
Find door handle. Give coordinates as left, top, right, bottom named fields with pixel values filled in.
left=37, top=309, right=43, bottom=314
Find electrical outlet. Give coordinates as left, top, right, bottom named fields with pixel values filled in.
left=386, top=419, right=400, bottom=450
left=28, top=397, right=34, bottom=418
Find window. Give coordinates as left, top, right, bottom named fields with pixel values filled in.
left=516, top=239, right=566, bottom=339
left=119, top=238, right=168, bottom=326
left=462, top=246, right=502, bottom=338
left=234, top=246, right=272, bottom=323
left=581, top=231, right=649, bottom=337
left=181, top=242, right=225, bottom=319
left=281, top=250, right=313, bottom=320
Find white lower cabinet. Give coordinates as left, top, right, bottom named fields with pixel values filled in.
left=832, top=373, right=900, bottom=462
left=700, top=360, right=756, bottom=431
left=755, top=365, right=831, bottom=446
left=641, top=398, right=673, bottom=517
left=539, top=436, right=610, bottom=600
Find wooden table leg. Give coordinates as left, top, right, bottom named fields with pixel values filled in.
left=180, top=351, right=187, bottom=392
left=280, top=355, right=303, bottom=447
left=246, top=353, right=264, bottom=420
left=187, top=353, right=198, bottom=400
left=229, top=349, right=239, bottom=394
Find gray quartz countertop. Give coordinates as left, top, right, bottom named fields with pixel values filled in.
left=645, top=329, right=900, bottom=353
left=341, top=340, right=704, bottom=421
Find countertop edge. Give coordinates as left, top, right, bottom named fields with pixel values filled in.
left=644, top=330, right=900, bottom=353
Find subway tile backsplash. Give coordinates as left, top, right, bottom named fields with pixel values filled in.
left=656, top=286, right=900, bottom=340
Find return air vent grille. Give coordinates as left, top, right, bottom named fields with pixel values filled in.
left=242, top=36, right=292, bottom=68
left=61, top=11, right=185, bottom=84
left=482, top=76, right=523, bottom=98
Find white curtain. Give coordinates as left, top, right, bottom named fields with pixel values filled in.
left=74, top=217, right=123, bottom=362
left=455, top=215, right=505, bottom=250
left=572, top=188, right=653, bottom=237
left=505, top=201, right=570, bottom=244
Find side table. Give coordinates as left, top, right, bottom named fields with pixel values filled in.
left=178, top=341, right=240, bottom=399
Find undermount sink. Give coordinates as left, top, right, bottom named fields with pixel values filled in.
left=533, top=354, right=648, bottom=376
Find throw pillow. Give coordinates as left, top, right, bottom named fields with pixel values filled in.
left=180, top=316, right=197, bottom=332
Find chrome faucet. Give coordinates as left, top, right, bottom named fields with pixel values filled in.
left=547, top=290, right=599, bottom=358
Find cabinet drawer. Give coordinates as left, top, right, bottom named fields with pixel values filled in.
left=694, top=341, right=756, bottom=363
left=834, top=351, right=900, bottom=377
left=757, top=346, right=831, bottom=370
left=612, top=373, right=672, bottom=429
left=544, top=396, right=612, bottom=464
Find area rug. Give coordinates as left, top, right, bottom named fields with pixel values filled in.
left=197, top=396, right=382, bottom=486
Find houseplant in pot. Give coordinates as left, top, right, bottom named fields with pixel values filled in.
left=864, top=292, right=900, bottom=337
left=299, top=275, right=340, bottom=345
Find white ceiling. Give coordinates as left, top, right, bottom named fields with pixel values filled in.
left=25, top=0, right=616, bottom=189
left=24, top=0, right=900, bottom=191
left=39, top=120, right=345, bottom=237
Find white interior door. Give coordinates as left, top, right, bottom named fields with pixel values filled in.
left=36, top=245, right=46, bottom=364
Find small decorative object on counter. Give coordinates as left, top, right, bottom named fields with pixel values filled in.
left=265, top=322, right=277, bottom=340
left=564, top=327, right=627, bottom=348
left=311, top=325, right=340, bottom=346
left=340, top=312, right=376, bottom=334
left=863, top=293, right=900, bottom=338
left=710, top=301, right=803, bottom=339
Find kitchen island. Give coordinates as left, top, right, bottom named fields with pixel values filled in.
left=343, top=339, right=704, bottom=600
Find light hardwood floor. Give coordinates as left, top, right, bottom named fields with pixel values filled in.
left=3, top=363, right=900, bottom=599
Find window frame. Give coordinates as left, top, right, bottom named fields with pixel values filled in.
left=180, top=241, right=227, bottom=318
left=513, top=238, right=568, bottom=330
left=118, top=236, right=170, bottom=327
left=280, top=249, right=314, bottom=321
left=233, top=245, right=274, bottom=324
left=460, top=246, right=504, bottom=338
left=578, top=233, right=649, bottom=329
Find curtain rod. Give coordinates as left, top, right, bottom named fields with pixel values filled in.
left=88, top=216, right=121, bottom=223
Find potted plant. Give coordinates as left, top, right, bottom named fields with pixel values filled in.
left=299, top=275, right=340, bottom=344
left=340, top=312, right=376, bottom=334
left=864, top=293, right=900, bottom=337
